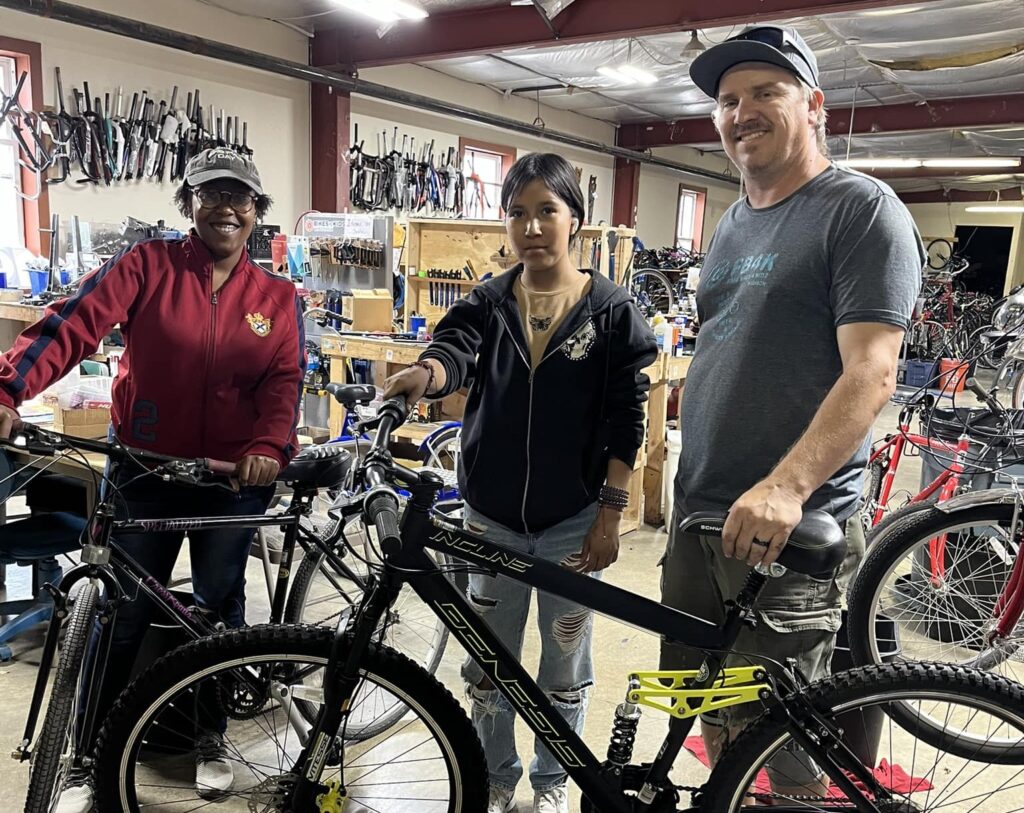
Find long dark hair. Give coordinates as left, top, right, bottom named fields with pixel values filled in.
left=500, top=153, right=586, bottom=241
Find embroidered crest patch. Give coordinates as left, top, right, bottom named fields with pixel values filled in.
left=245, top=312, right=272, bottom=337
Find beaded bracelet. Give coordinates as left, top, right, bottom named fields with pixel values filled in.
left=410, top=360, right=436, bottom=395
left=598, top=484, right=629, bottom=512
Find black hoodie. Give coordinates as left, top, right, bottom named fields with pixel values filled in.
left=421, top=266, right=658, bottom=534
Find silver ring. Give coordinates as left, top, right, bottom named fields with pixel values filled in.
left=752, top=538, right=770, bottom=548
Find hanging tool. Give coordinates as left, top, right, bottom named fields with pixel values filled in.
left=587, top=175, right=597, bottom=225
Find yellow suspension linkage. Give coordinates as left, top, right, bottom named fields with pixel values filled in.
left=316, top=777, right=347, bottom=812
left=626, top=667, right=772, bottom=720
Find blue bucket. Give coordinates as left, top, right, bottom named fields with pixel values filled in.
left=29, top=269, right=48, bottom=295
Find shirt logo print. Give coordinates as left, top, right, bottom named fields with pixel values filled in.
left=529, top=315, right=554, bottom=331
left=563, top=319, right=596, bottom=361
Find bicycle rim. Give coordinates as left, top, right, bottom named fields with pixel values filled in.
left=705, top=666, right=1024, bottom=812
left=106, top=648, right=466, bottom=811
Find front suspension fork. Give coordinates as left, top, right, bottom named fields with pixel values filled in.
left=287, top=571, right=399, bottom=809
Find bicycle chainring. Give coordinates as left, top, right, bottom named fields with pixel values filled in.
left=218, top=667, right=273, bottom=720
left=579, top=764, right=679, bottom=813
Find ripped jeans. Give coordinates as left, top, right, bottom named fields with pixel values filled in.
left=461, top=502, right=602, bottom=793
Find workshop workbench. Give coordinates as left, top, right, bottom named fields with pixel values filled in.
left=320, top=334, right=691, bottom=533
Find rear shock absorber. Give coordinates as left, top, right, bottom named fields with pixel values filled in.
left=607, top=683, right=642, bottom=768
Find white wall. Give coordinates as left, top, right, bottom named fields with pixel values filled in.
left=351, top=98, right=615, bottom=224
left=635, top=146, right=739, bottom=250
left=906, top=202, right=1024, bottom=292
left=3, top=0, right=310, bottom=237
left=352, top=65, right=618, bottom=225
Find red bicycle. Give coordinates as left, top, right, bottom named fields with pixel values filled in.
left=850, top=379, right=1024, bottom=691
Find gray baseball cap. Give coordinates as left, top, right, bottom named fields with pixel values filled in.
left=689, top=25, right=819, bottom=99
left=184, top=147, right=263, bottom=195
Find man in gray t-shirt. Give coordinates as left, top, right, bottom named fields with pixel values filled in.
left=660, top=24, right=924, bottom=796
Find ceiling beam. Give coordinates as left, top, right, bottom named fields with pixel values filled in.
left=869, top=167, right=1023, bottom=180
left=617, top=94, right=1024, bottom=149
left=311, top=0, right=929, bottom=69
left=899, top=188, right=1023, bottom=204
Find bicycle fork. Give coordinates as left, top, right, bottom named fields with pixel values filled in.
left=286, top=567, right=399, bottom=810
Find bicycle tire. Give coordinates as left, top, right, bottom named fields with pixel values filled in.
left=420, top=424, right=461, bottom=472
left=630, top=269, right=674, bottom=315
left=283, top=540, right=450, bottom=740
left=701, top=661, right=1024, bottom=812
left=927, top=238, right=954, bottom=271
left=847, top=502, right=1024, bottom=754
left=24, top=581, right=99, bottom=813
left=92, top=624, right=488, bottom=813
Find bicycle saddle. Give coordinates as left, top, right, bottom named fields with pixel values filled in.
left=278, top=443, right=353, bottom=488
left=325, top=383, right=376, bottom=409
left=679, top=509, right=847, bottom=579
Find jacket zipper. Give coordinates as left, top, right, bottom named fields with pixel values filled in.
left=201, top=281, right=218, bottom=451
left=495, top=303, right=592, bottom=533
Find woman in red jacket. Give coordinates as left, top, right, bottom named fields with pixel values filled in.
left=0, top=148, right=305, bottom=812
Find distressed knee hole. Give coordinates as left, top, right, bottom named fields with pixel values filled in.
left=552, top=607, right=592, bottom=653
left=548, top=686, right=589, bottom=706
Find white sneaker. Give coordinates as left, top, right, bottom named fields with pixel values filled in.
left=54, top=767, right=94, bottom=813
left=194, top=731, right=234, bottom=799
left=533, top=785, right=568, bottom=813
left=488, top=785, right=517, bottom=813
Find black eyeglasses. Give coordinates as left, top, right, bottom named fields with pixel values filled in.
left=195, top=188, right=257, bottom=213
left=729, top=27, right=816, bottom=77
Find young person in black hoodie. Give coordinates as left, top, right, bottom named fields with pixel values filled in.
left=385, top=153, right=657, bottom=813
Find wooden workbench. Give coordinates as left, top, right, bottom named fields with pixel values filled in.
left=320, top=333, right=691, bottom=533
left=643, top=354, right=691, bottom=528
left=0, top=301, right=44, bottom=350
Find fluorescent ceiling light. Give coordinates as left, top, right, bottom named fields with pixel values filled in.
left=862, top=5, right=922, bottom=15
left=837, top=158, right=922, bottom=169
left=618, top=64, right=658, bottom=84
left=922, top=157, right=1021, bottom=168
left=597, top=66, right=636, bottom=84
left=385, top=0, right=429, bottom=19
left=965, top=205, right=1024, bottom=213
left=334, top=0, right=428, bottom=22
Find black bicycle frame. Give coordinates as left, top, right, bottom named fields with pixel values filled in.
left=18, top=485, right=363, bottom=760
left=335, top=488, right=889, bottom=813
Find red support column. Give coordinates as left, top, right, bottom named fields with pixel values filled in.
left=311, top=85, right=350, bottom=213
left=611, top=157, right=641, bottom=228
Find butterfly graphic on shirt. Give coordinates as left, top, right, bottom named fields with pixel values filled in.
left=529, top=315, right=554, bottom=331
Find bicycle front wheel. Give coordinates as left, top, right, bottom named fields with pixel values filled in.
left=93, top=625, right=487, bottom=813
left=847, top=503, right=1024, bottom=754
left=25, top=580, right=99, bottom=813
left=702, top=662, right=1024, bottom=812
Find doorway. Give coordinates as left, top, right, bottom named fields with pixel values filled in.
left=954, top=225, right=1013, bottom=297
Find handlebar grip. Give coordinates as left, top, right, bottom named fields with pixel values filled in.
left=366, top=489, right=402, bottom=552
left=205, top=459, right=238, bottom=475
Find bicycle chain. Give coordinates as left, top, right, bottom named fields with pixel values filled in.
left=673, top=783, right=831, bottom=805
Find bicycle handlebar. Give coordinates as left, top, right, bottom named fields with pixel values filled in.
left=1, top=424, right=237, bottom=485
left=357, top=397, right=408, bottom=551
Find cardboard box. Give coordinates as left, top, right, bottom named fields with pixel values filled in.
left=53, top=406, right=111, bottom=439
left=342, top=289, right=393, bottom=333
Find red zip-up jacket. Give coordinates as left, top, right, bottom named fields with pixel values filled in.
left=0, top=233, right=305, bottom=468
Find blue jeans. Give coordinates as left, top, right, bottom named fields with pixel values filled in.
left=461, top=502, right=601, bottom=793
left=85, top=467, right=274, bottom=747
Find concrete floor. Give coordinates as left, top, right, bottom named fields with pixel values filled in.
left=0, top=396, right=950, bottom=809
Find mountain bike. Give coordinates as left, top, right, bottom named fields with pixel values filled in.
left=91, top=397, right=1024, bottom=812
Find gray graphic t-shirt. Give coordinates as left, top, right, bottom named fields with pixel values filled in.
left=676, top=166, right=924, bottom=522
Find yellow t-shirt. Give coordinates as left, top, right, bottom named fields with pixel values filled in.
left=514, top=272, right=592, bottom=368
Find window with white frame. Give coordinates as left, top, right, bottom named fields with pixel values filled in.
left=462, top=147, right=504, bottom=220
left=0, top=55, right=24, bottom=249
left=675, top=188, right=703, bottom=252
